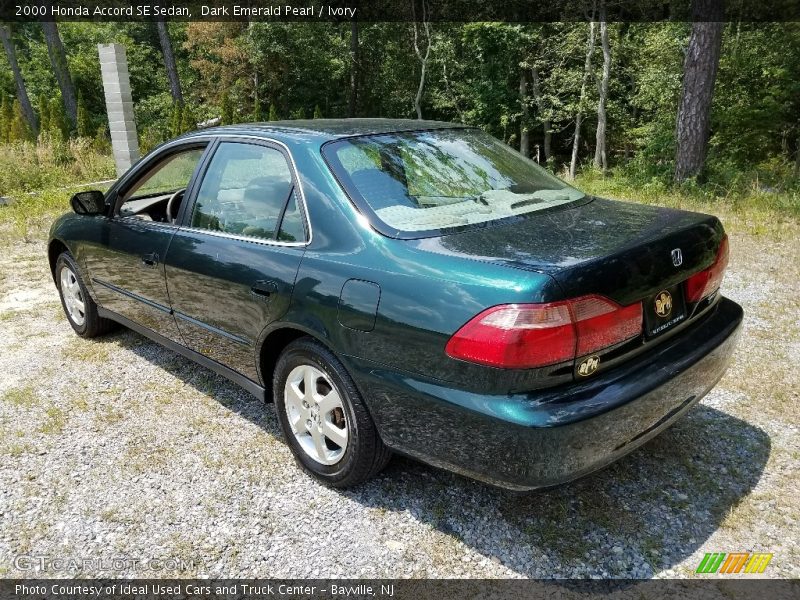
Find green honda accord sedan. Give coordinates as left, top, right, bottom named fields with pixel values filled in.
left=48, top=119, right=742, bottom=490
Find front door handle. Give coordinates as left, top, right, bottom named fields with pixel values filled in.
left=141, top=252, right=159, bottom=268
left=251, top=280, right=278, bottom=301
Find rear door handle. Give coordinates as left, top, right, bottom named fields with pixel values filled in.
left=141, top=252, right=159, bottom=268
left=251, top=280, right=278, bottom=301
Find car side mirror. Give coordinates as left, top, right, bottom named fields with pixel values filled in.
left=70, top=190, right=106, bottom=216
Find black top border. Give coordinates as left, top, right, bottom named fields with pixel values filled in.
left=1, top=0, right=799, bottom=22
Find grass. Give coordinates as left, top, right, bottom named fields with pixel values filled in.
left=62, top=338, right=112, bottom=363
left=0, top=138, right=114, bottom=194
left=3, top=442, right=34, bottom=458
left=94, top=405, right=126, bottom=425
left=1, top=385, right=39, bottom=407
left=574, top=169, right=800, bottom=238
left=38, top=406, right=66, bottom=434
left=0, top=140, right=114, bottom=244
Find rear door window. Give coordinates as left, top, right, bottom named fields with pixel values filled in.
left=190, top=142, right=304, bottom=242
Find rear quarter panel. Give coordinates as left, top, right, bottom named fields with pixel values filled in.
left=275, top=143, right=567, bottom=394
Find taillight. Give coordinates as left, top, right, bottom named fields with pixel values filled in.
left=571, top=295, right=644, bottom=356
left=686, top=235, right=729, bottom=303
left=445, top=295, right=643, bottom=369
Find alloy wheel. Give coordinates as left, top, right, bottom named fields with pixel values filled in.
left=60, top=266, right=86, bottom=327
left=283, top=364, right=348, bottom=466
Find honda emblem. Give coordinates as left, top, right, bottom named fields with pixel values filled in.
left=671, top=248, right=683, bottom=267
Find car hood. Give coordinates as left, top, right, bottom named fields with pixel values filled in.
left=410, top=196, right=725, bottom=305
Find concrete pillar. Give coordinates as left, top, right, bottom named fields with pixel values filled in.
left=98, top=43, right=139, bottom=176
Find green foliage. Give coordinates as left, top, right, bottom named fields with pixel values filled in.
left=48, top=98, right=68, bottom=139
left=9, top=99, right=33, bottom=142
left=252, top=96, right=262, bottom=122
left=179, top=103, right=196, bottom=133
left=0, top=21, right=798, bottom=197
left=138, top=126, right=163, bottom=155
left=37, top=94, right=50, bottom=135
left=219, top=91, right=233, bottom=125
left=0, top=96, right=11, bottom=143
left=169, top=101, right=182, bottom=137
left=76, top=95, right=91, bottom=137
left=92, top=124, right=111, bottom=154
left=575, top=169, right=799, bottom=224
left=0, top=137, right=114, bottom=194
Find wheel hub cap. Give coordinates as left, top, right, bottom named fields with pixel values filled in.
left=60, top=266, right=86, bottom=326
left=284, top=364, right=348, bottom=466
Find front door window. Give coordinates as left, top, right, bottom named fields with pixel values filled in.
left=119, top=147, right=206, bottom=223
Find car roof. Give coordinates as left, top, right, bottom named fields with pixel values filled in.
left=185, top=118, right=472, bottom=144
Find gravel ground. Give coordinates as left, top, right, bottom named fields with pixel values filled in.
left=0, top=228, right=797, bottom=579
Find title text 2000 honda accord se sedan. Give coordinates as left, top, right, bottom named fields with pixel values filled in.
left=48, top=119, right=742, bottom=490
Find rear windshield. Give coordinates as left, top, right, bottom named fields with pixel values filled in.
left=323, top=128, right=584, bottom=236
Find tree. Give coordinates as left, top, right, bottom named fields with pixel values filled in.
left=519, top=69, right=529, bottom=157
left=0, top=95, right=11, bottom=142
left=41, top=22, right=78, bottom=132
left=38, top=94, right=50, bottom=135
left=252, top=96, right=263, bottom=122
left=156, top=20, right=183, bottom=105
left=313, top=104, right=323, bottom=119
left=179, top=103, right=195, bottom=133
left=570, top=21, right=596, bottom=179
left=268, top=102, right=279, bottom=121
left=674, top=1, right=724, bottom=182
left=594, top=9, right=611, bottom=172
left=0, top=25, right=37, bottom=136
left=9, top=99, right=33, bottom=141
left=412, top=0, right=432, bottom=119
left=530, top=66, right=551, bottom=164
left=349, top=20, right=359, bottom=117
left=795, top=131, right=800, bottom=179
left=219, top=91, right=233, bottom=125
left=77, top=95, right=91, bottom=137
left=169, top=101, right=182, bottom=137
left=48, top=97, right=68, bottom=138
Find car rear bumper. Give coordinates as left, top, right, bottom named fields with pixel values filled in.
left=347, top=296, right=743, bottom=490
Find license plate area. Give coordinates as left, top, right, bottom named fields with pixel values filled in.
left=644, top=284, right=687, bottom=338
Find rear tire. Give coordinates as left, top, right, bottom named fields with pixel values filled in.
left=55, top=252, right=114, bottom=338
left=273, top=337, right=391, bottom=487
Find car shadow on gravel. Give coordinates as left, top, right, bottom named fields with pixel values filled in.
left=353, top=405, right=771, bottom=578
left=113, top=331, right=770, bottom=579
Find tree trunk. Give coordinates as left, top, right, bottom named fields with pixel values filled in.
left=156, top=20, right=183, bottom=105
left=594, top=13, right=610, bottom=172
left=0, top=26, right=36, bottom=135
left=41, top=21, right=77, bottom=130
left=412, top=1, right=432, bottom=120
left=530, top=66, right=551, bottom=163
left=674, top=10, right=724, bottom=182
left=348, top=20, right=358, bottom=117
left=442, top=59, right=465, bottom=122
left=570, top=21, right=596, bottom=180
left=519, top=69, right=529, bottom=158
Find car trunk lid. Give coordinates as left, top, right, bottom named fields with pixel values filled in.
left=426, top=196, right=725, bottom=306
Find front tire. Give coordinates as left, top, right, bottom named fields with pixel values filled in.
left=55, top=252, right=113, bottom=338
left=273, top=338, right=391, bottom=487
